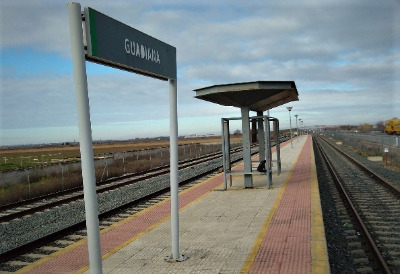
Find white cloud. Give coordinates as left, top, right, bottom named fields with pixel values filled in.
left=1, top=0, right=399, bottom=145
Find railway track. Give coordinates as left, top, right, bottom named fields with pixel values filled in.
left=0, top=144, right=261, bottom=271
left=314, top=136, right=400, bottom=273
left=0, top=146, right=245, bottom=223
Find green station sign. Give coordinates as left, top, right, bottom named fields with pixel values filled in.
left=83, top=7, right=176, bottom=80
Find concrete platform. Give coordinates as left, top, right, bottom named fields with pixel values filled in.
left=18, top=135, right=329, bottom=274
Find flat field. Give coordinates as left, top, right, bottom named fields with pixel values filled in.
left=0, top=136, right=242, bottom=204
left=0, top=136, right=242, bottom=171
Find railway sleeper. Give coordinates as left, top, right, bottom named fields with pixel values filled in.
left=369, top=224, right=399, bottom=231
left=118, top=213, right=132, bottom=218
left=350, top=248, right=368, bottom=257
left=66, top=234, right=86, bottom=241
left=382, top=243, right=400, bottom=250
left=353, top=257, right=369, bottom=265
left=348, top=242, right=363, bottom=250
left=374, top=231, right=400, bottom=238
left=100, top=220, right=115, bottom=226
left=355, top=266, right=374, bottom=274
left=55, top=240, right=75, bottom=246
left=341, top=218, right=353, bottom=227
left=124, top=209, right=140, bottom=214
left=6, top=260, right=30, bottom=267
left=346, top=235, right=359, bottom=241
left=40, top=246, right=62, bottom=252
left=358, top=204, right=400, bottom=210
left=361, top=209, right=400, bottom=216
left=370, top=220, right=400, bottom=227
left=109, top=217, right=125, bottom=222
left=23, top=253, right=47, bottom=260
left=387, top=250, right=400, bottom=260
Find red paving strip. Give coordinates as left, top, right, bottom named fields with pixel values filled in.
left=249, top=136, right=312, bottom=274
left=22, top=172, right=227, bottom=274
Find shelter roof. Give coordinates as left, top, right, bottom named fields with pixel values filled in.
left=194, top=81, right=298, bottom=112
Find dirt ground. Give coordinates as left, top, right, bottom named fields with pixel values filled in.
left=0, top=136, right=242, bottom=158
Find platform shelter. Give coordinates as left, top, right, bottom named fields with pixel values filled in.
left=194, top=81, right=298, bottom=188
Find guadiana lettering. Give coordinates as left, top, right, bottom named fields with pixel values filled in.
left=124, top=38, right=161, bottom=64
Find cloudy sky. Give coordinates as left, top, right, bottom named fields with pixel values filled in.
left=1, top=0, right=399, bottom=146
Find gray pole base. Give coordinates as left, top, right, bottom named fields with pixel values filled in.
left=164, top=254, right=188, bottom=262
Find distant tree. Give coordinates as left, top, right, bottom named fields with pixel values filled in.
left=376, top=121, right=385, bottom=132
left=358, top=123, right=373, bottom=133
left=233, top=129, right=241, bottom=135
left=339, top=125, right=353, bottom=131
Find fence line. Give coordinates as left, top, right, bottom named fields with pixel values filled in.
left=325, top=131, right=400, bottom=167
left=0, top=142, right=243, bottom=204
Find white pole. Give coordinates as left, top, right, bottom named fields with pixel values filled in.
left=287, top=108, right=293, bottom=148
left=221, top=119, right=227, bottom=190
left=168, top=78, right=185, bottom=261
left=295, top=115, right=299, bottom=143
left=257, top=111, right=265, bottom=162
left=241, top=107, right=253, bottom=188
left=68, top=3, right=103, bottom=273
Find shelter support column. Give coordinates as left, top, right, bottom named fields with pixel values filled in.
left=257, top=111, right=265, bottom=161
left=241, top=107, right=253, bottom=188
left=251, top=119, right=257, bottom=143
left=221, top=119, right=231, bottom=190
left=274, top=119, right=281, bottom=174
left=264, top=117, right=272, bottom=188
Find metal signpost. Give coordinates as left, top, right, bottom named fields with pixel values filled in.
left=68, top=3, right=182, bottom=273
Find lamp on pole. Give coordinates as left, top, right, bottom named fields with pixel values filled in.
left=286, top=106, right=293, bottom=148
left=294, top=114, right=299, bottom=142
left=299, top=119, right=303, bottom=135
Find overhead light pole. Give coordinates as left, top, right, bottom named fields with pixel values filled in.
left=286, top=106, right=293, bottom=148
left=294, top=114, right=299, bottom=142
left=299, top=119, right=303, bottom=135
